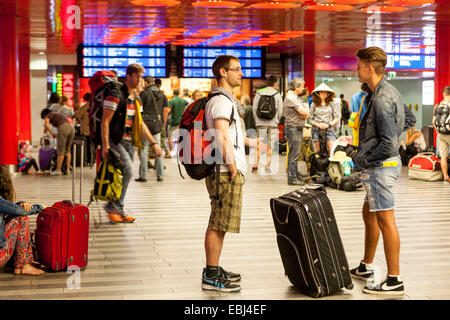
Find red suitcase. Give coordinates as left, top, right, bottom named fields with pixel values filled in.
left=35, top=140, right=90, bottom=271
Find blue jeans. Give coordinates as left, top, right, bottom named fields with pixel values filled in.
left=285, top=126, right=303, bottom=182
left=361, top=156, right=401, bottom=212
left=109, top=139, right=134, bottom=206
left=138, top=133, right=163, bottom=179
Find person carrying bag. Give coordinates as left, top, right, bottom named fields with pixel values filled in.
left=348, top=95, right=365, bottom=148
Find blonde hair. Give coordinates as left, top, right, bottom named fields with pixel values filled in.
left=0, top=164, right=15, bottom=202
left=192, top=89, right=203, bottom=100
left=241, top=95, right=251, bottom=105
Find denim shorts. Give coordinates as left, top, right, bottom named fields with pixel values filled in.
left=312, top=129, right=337, bottom=142
left=361, top=156, right=401, bottom=212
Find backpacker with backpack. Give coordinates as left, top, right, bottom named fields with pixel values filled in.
left=256, top=92, right=277, bottom=120
left=434, top=100, right=450, bottom=134
left=88, top=71, right=122, bottom=146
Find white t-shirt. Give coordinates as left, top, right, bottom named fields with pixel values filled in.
left=205, top=87, right=247, bottom=176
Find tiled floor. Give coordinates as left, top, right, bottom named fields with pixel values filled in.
left=1, top=153, right=449, bottom=300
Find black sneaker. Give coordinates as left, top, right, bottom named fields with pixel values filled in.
left=350, top=262, right=374, bottom=281
left=219, top=267, right=241, bottom=282
left=202, top=269, right=241, bottom=293
left=363, top=275, right=404, bottom=296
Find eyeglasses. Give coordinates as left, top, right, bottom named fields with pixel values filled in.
left=225, top=67, right=242, bottom=73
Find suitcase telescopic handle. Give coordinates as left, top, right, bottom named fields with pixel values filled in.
left=72, top=139, right=84, bottom=204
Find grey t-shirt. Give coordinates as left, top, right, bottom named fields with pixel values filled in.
left=283, top=91, right=309, bottom=127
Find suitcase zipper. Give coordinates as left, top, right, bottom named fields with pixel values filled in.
left=281, top=194, right=331, bottom=295
left=298, top=194, right=344, bottom=288
left=276, top=197, right=323, bottom=296
left=277, top=233, right=309, bottom=287
left=301, top=192, right=343, bottom=289
left=313, top=199, right=346, bottom=287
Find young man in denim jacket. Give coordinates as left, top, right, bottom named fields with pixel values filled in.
left=350, top=46, right=415, bottom=296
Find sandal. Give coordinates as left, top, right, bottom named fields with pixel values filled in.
left=14, top=264, right=45, bottom=276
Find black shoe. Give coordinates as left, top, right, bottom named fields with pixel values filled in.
left=135, top=178, right=147, bottom=182
left=157, top=177, right=164, bottom=182
left=219, top=267, right=241, bottom=282
left=363, top=275, right=404, bottom=296
left=350, top=261, right=374, bottom=281
left=202, top=269, right=241, bottom=293
left=288, top=179, right=305, bottom=186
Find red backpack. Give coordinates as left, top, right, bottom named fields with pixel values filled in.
left=88, top=71, right=121, bottom=146
left=177, top=92, right=234, bottom=181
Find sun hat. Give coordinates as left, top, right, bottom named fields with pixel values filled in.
left=312, top=83, right=335, bottom=94
left=329, top=151, right=352, bottom=162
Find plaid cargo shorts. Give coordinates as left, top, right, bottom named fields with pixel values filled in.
left=205, top=171, right=245, bottom=233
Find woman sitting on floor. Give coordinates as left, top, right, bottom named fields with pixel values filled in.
left=0, top=164, right=45, bottom=275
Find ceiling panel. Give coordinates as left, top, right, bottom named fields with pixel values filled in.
left=18, top=0, right=442, bottom=70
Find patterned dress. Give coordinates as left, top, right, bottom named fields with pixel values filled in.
left=0, top=216, right=33, bottom=269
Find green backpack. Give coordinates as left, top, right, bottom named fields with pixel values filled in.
left=90, top=159, right=122, bottom=202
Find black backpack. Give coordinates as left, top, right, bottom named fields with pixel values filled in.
left=256, top=92, right=277, bottom=120
left=434, top=100, right=450, bottom=134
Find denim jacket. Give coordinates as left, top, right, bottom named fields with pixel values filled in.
left=356, top=76, right=416, bottom=169
left=0, top=196, right=43, bottom=248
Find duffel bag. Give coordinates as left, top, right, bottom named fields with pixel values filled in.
left=408, top=152, right=443, bottom=181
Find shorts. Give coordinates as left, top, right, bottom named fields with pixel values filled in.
left=56, top=123, right=75, bottom=156
left=312, top=129, right=337, bottom=143
left=438, top=133, right=450, bottom=158
left=361, top=156, right=401, bottom=212
left=256, top=126, right=277, bottom=149
left=205, top=171, right=245, bottom=233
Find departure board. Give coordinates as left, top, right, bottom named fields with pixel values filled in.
left=386, top=53, right=435, bottom=70
left=180, top=46, right=265, bottom=78
left=79, top=45, right=169, bottom=77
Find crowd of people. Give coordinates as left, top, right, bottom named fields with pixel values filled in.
left=4, top=47, right=450, bottom=299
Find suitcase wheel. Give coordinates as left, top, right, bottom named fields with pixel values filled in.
left=345, top=283, right=354, bottom=290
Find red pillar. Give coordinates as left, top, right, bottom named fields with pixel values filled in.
left=0, top=14, right=19, bottom=165
left=19, top=44, right=31, bottom=142
left=303, top=37, right=316, bottom=94
left=434, top=0, right=450, bottom=105
left=303, top=10, right=316, bottom=93
left=433, top=0, right=450, bottom=147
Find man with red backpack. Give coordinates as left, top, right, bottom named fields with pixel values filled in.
left=100, top=64, right=162, bottom=223
left=200, top=55, right=246, bottom=293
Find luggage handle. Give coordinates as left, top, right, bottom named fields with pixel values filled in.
left=62, top=200, right=75, bottom=207
left=72, top=139, right=84, bottom=205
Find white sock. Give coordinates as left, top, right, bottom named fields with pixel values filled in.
left=388, top=274, right=402, bottom=282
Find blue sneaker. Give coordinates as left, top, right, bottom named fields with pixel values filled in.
left=202, top=269, right=241, bottom=293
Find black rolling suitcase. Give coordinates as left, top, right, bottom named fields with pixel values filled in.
left=270, top=185, right=353, bottom=297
